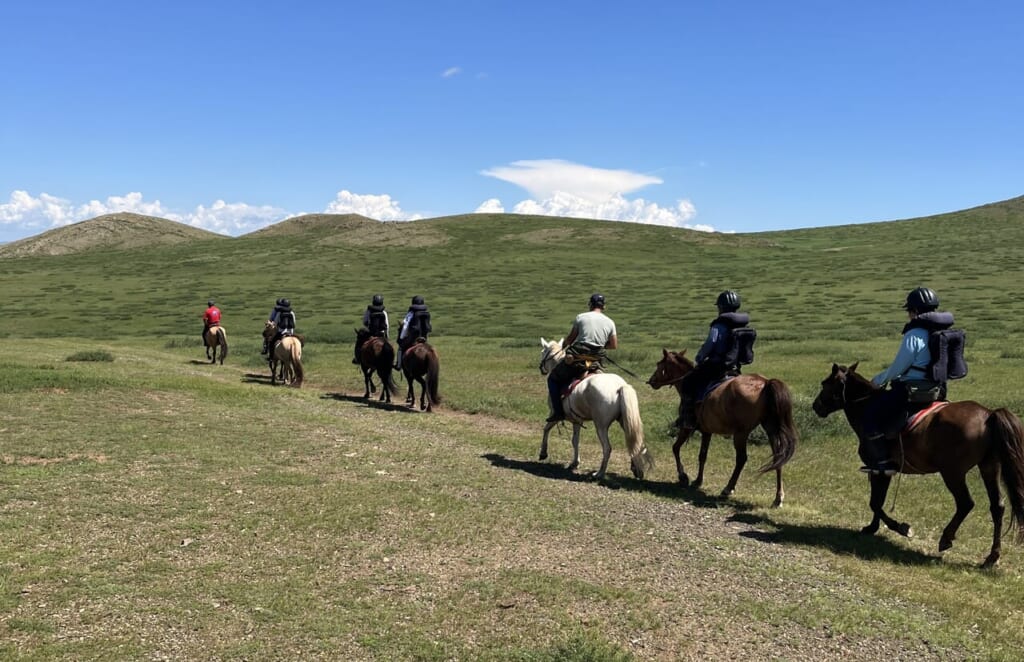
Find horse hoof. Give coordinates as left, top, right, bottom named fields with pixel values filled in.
left=981, top=553, right=1000, bottom=569
left=539, top=453, right=548, bottom=461
left=677, top=475, right=690, bottom=487
left=771, top=498, right=783, bottom=508
left=899, top=524, right=913, bottom=538
left=860, top=525, right=879, bottom=535
left=939, top=537, right=952, bottom=552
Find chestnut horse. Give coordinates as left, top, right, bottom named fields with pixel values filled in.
left=355, top=328, right=398, bottom=403
left=203, top=325, right=228, bottom=365
left=400, top=339, right=441, bottom=411
left=647, top=349, right=797, bottom=507
left=263, top=321, right=304, bottom=387
left=812, top=362, right=1024, bottom=567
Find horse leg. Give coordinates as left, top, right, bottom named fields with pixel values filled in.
left=695, top=431, right=714, bottom=490
left=362, top=369, right=371, bottom=399
left=978, top=461, right=1005, bottom=568
left=591, top=423, right=613, bottom=481
left=673, top=428, right=693, bottom=486
left=862, top=474, right=912, bottom=537
left=405, top=375, right=415, bottom=406
left=418, top=377, right=428, bottom=410
left=937, top=471, right=975, bottom=555
left=569, top=423, right=581, bottom=473
left=720, top=433, right=749, bottom=498
left=539, top=421, right=556, bottom=461
left=772, top=467, right=785, bottom=509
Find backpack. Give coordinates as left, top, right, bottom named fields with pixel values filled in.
left=723, top=327, right=757, bottom=367
left=928, top=328, right=967, bottom=382
left=410, top=309, right=431, bottom=337
left=367, top=308, right=387, bottom=336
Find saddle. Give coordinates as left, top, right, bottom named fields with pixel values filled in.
left=564, top=353, right=602, bottom=370
left=903, top=401, right=950, bottom=434
left=698, top=375, right=737, bottom=401
left=560, top=373, right=596, bottom=399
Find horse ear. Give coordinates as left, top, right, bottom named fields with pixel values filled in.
left=831, top=363, right=840, bottom=374
left=679, top=349, right=687, bottom=358
left=849, top=361, right=859, bottom=373
left=540, top=337, right=547, bottom=347
left=662, top=348, right=669, bottom=358
left=558, top=338, right=564, bottom=347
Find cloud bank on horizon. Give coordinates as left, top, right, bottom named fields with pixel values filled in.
left=0, top=160, right=711, bottom=238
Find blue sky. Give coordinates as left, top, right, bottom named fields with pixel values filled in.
left=1, top=1, right=1022, bottom=241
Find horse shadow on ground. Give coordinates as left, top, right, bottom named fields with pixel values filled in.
left=189, top=359, right=217, bottom=366
left=726, top=510, right=961, bottom=568
left=481, top=453, right=725, bottom=508
left=241, top=372, right=276, bottom=385
left=484, top=452, right=957, bottom=567
left=322, top=392, right=421, bottom=414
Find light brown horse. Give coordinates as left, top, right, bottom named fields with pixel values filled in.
left=355, top=327, right=398, bottom=403
left=263, top=321, right=304, bottom=387
left=813, top=362, right=1024, bottom=567
left=647, top=349, right=798, bottom=507
left=400, top=339, right=441, bottom=412
left=203, top=325, right=228, bottom=365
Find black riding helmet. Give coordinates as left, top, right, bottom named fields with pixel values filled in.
left=207, top=299, right=215, bottom=307
left=279, top=298, right=291, bottom=309
left=411, top=295, right=425, bottom=305
left=904, top=287, right=939, bottom=312
left=589, top=293, right=605, bottom=309
left=372, top=294, right=384, bottom=306
left=716, top=290, right=741, bottom=312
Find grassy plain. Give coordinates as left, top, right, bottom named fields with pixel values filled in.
left=2, top=198, right=1024, bottom=659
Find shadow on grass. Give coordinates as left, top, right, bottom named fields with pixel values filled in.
left=481, top=452, right=731, bottom=508
left=189, top=359, right=218, bottom=365
left=726, top=511, right=959, bottom=567
left=242, top=372, right=276, bottom=385
left=322, top=392, right=421, bottom=414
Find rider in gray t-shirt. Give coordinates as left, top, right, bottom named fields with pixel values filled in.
left=546, top=293, right=618, bottom=422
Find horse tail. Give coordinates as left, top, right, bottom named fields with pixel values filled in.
left=382, top=343, right=399, bottom=396
left=758, top=378, right=798, bottom=473
left=989, top=408, right=1024, bottom=540
left=291, top=340, right=304, bottom=386
left=217, top=328, right=228, bottom=361
left=619, top=384, right=654, bottom=479
left=426, top=347, right=442, bottom=405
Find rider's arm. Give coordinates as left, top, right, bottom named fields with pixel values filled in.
left=383, top=311, right=390, bottom=338
left=695, top=325, right=721, bottom=363
left=605, top=333, right=618, bottom=350
left=564, top=326, right=579, bottom=349
left=872, top=331, right=927, bottom=386
left=362, top=309, right=370, bottom=327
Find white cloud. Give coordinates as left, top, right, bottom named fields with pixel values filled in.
left=480, top=160, right=711, bottom=230
left=473, top=198, right=505, bottom=214
left=442, top=66, right=461, bottom=78
left=0, top=190, right=290, bottom=236
left=482, top=159, right=663, bottom=203
left=324, top=190, right=422, bottom=221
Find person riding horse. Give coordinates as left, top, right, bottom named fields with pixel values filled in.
left=546, top=293, right=618, bottom=423
left=263, top=298, right=297, bottom=362
left=202, top=298, right=221, bottom=344
left=353, top=294, right=389, bottom=364
left=860, top=286, right=964, bottom=475
left=676, top=290, right=757, bottom=430
left=395, top=295, right=431, bottom=371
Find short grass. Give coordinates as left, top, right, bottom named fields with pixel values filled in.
left=2, top=198, right=1024, bottom=659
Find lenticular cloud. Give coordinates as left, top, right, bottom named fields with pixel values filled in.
left=479, top=160, right=708, bottom=230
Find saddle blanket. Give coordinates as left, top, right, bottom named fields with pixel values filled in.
left=699, top=375, right=737, bottom=402
left=560, top=373, right=596, bottom=399
left=905, top=401, right=950, bottom=433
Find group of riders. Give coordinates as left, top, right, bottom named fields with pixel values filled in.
left=204, top=284, right=966, bottom=477
left=203, top=295, right=432, bottom=372
left=545, top=286, right=965, bottom=477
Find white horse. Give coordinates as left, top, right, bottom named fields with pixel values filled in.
left=538, top=337, right=655, bottom=480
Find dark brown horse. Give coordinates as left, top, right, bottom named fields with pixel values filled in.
left=647, top=349, right=798, bottom=507
left=400, top=340, right=441, bottom=412
left=355, top=328, right=398, bottom=403
left=812, top=362, right=1024, bottom=567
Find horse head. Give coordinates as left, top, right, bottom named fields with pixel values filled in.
left=263, top=320, right=278, bottom=339
left=812, top=361, right=877, bottom=417
left=538, top=337, right=564, bottom=375
left=646, top=349, right=692, bottom=389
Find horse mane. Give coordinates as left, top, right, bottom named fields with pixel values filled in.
left=670, top=350, right=694, bottom=369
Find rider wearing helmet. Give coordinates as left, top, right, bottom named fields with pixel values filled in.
left=202, top=298, right=222, bottom=344
left=676, top=290, right=754, bottom=430
left=546, top=293, right=618, bottom=422
left=354, top=294, right=390, bottom=364
left=396, top=295, right=432, bottom=370
left=860, top=286, right=956, bottom=475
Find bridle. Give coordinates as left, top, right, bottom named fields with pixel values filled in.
left=539, top=344, right=564, bottom=375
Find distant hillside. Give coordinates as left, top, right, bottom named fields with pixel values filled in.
left=0, top=213, right=225, bottom=258
left=245, top=213, right=450, bottom=248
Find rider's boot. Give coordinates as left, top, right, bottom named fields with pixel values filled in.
left=675, top=395, right=698, bottom=430
left=858, top=433, right=898, bottom=476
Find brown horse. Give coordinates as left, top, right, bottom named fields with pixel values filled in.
left=263, top=321, right=304, bottom=387
left=203, top=325, right=228, bottom=365
left=355, top=327, right=398, bottom=403
left=812, top=362, right=1024, bottom=567
left=400, top=340, right=441, bottom=411
left=647, top=349, right=798, bottom=507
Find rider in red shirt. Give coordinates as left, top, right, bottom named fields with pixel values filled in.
left=202, top=299, right=221, bottom=342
